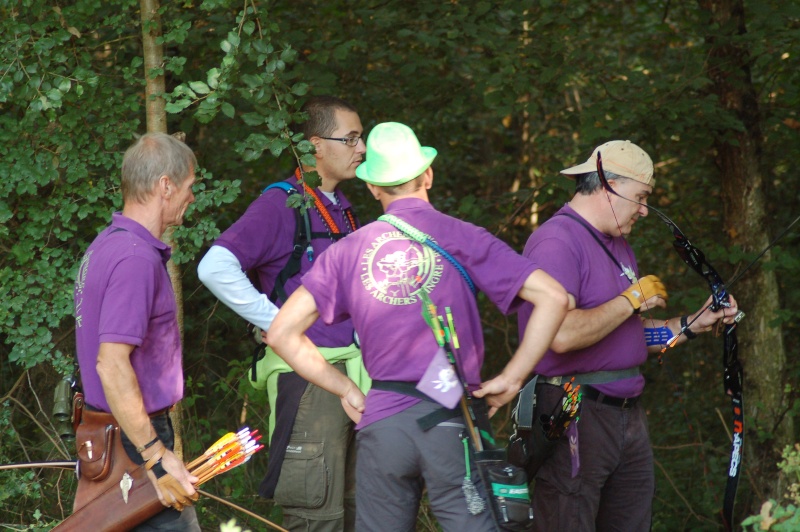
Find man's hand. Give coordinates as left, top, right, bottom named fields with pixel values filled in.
left=472, top=373, right=524, bottom=417
left=339, top=380, right=365, bottom=424
left=620, top=275, right=668, bottom=313
left=687, top=294, right=740, bottom=333
left=145, top=448, right=199, bottom=511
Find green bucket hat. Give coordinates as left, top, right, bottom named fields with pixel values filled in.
left=356, top=122, right=438, bottom=186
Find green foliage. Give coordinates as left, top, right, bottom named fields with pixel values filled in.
left=2, top=0, right=800, bottom=528
left=742, top=444, right=800, bottom=530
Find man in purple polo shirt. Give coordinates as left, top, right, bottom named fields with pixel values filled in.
left=265, top=122, right=572, bottom=531
left=73, top=132, right=200, bottom=529
left=517, top=140, right=740, bottom=531
left=198, top=96, right=367, bottom=531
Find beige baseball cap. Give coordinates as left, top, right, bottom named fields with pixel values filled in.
left=560, top=140, right=654, bottom=186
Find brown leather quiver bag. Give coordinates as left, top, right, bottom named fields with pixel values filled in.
left=52, top=409, right=164, bottom=531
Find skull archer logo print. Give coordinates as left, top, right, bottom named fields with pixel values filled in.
left=360, top=230, right=444, bottom=305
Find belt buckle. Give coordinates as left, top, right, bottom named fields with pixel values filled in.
left=621, top=398, right=630, bottom=408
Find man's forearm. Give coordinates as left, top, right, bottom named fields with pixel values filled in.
left=197, top=245, right=279, bottom=330
left=281, top=336, right=355, bottom=397
left=505, top=269, right=571, bottom=382
left=550, top=296, right=633, bottom=353
left=504, top=294, right=569, bottom=384
left=96, top=342, right=157, bottom=449
left=266, top=287, right=355, bottom=398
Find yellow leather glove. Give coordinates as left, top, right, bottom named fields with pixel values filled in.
left=620, top=275, right=668, bottom=313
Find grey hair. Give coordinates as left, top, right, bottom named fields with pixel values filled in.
left=574, top=170, right=628, bottom=195
left=121, top=133, right=197, bottom=203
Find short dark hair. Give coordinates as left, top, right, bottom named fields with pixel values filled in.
left=380, top=174, right=425, bottom=196
left=300, top=96, right=359, bottom=139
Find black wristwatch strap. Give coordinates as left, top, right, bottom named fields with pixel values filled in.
left=681, top=315, right=698, bottom=340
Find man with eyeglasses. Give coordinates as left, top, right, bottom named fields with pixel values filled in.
left=515, top=140, right=740, bottom=531
left=198, top=95, right=367, bottom=531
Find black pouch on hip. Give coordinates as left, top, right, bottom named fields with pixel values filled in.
left=474, top=448, right=535, bottom=531
left=507, top=376, right=563, bottom=479
left=464, top=397, right=534, bottom=531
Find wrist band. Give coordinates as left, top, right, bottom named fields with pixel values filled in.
left=150, top=460, right=168, bottom=479
left=681, top=315, right=698, bottom=340
left=136, top=436, right=160, bottom=454
left=644, top=326, right=672, bottom=347
left=144, top=446, right=166, bottom=470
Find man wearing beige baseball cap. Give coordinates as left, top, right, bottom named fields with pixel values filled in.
left=266, top=122, right=573, bottom=531
left=514, top=140, right=739, bottom=531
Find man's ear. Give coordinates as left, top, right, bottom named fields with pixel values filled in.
left=310, top=137, right=323, bottom=158
left=159, top=175, right=171, bottom=198
left=423, top=167, right=433, bottom=190
left=366, top=183, right=381, bottom=201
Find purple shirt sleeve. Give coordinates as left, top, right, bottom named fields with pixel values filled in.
left=98, top=255, right=156, bottom=345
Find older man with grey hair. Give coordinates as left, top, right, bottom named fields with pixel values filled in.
left=71, top=132, right=200, bottom=530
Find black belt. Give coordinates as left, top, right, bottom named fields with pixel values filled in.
left=582, top=386, right=639, bottom=409
left=371, top=380, right=460, bottom=430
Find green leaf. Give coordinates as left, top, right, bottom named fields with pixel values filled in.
left=189, top=81, right=211, bottom=95
left=240, top=112, right=265, bottom=126
left=291, top=82, right=310, bottom=96
left=165, top=99, right=193, bottom=113
left=207, top=68, right=221, bottom=89
left=221, top=102, right=235, bottom=118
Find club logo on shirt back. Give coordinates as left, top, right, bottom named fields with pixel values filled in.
left=360, top=230, right=443, bottom=306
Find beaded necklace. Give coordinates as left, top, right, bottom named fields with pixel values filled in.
left=294, top=167, right=357, bottom=235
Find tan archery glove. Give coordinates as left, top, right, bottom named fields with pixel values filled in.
left=620, top=275, right=668, bottom=313
left=145, top=446, right=199, bottom=511
left=156, top=473, right=199, bottom=511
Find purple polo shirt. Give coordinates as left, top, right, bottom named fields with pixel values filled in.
left=213, top=176, right=356, bottom=348
left=517, top=203, right=647, bottom=397
left=74, top=213, right=183, bottom=413
left=303, top=198, right=538, bottom=428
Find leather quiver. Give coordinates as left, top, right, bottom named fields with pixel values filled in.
left=52, top=408, right=166, bottom=531
left=54, top=464, right=163, bottom=532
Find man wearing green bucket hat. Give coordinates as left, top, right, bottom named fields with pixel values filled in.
left=267, top=122, right=573, bottom=530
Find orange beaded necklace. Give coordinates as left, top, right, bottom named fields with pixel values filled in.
left=294, top=167, right=357, bottom=234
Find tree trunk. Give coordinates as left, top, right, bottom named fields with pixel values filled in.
left=139, top=0, right=186, bottom=460
left=698, top=0, right=792, bottom=520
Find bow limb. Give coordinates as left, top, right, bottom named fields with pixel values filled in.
left=0, top=460, right=77, bottom=471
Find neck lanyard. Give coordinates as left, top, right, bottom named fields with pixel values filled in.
left=294, top=168, right=357, bottom=234
left=559, top=212, right=637, bottom=284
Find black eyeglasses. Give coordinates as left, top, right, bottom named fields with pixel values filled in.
left=320, top=135, right=364, bottom=147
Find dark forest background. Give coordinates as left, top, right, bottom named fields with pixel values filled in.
left=2, top=1, right=800, bottom=529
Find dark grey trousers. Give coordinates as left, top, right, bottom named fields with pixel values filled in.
left=354, top=401, right=496, bottom=532
left=532, top=383, right=654, bottom=532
